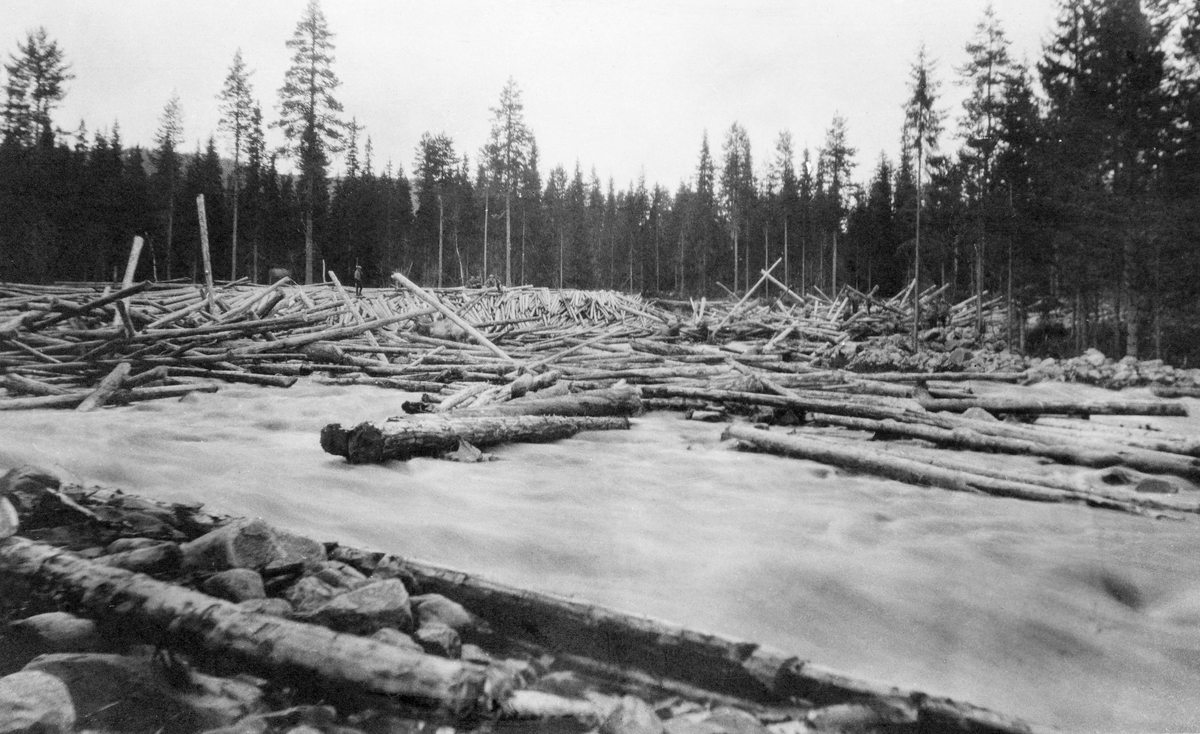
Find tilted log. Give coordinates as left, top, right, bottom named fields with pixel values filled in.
left=75, top=362, right=132, bottom=412
left=0, top=373, right=73, bottom=396
left=321, top=414, right=631, bottom=463
left=918, top=395, right=1187, bottom=417
left=0, top=536, right=489, bottom=713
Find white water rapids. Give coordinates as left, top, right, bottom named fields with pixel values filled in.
left=2, top=379, right=1199, bottom=732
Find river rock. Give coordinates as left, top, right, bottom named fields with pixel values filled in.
left=369, top=628, right=424, bottom=654
left=7, top=613, right=100, bottom=653
left=23, top=653, right=263, bottom=734
left=107, top=537, right=169, bottom=554
left=203, top=569, right=267, bottom=602
left=284, top=576, right=342, bottom=613
left=182, top=519, right=326, bottom=573
left=411, top=593, right=483, bottom=633
left=701, top=707, right=772, bottom=734
left=0, top=670, right=75, bottom=734
left=600, top=695, right=665, bottom=734
left=313, top=560, right=369, bottom=590
left=413, top=621, right=460, bottom=658
left=293, top=579, right=413, bottom=635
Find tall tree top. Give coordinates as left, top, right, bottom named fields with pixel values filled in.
left=155, top=92, right=183, bottom=153
left=217, top=48, right=255, bottom=163
left=903, top=43, right=945, bottom=158
left=483, top=77, right=534, bottom=195
left=277, top=0, right=344, bottom=156
left=2, top=26, right=72, bottom=146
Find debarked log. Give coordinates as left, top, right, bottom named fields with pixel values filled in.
left=0, top=536, right=490, bottom=713
left=917, top=395, right=1187, bottom=417
left=456, top=386, right=643, bottom=418
left=0, top=383, right=219, bottom=411
left=722, top=423, right=1138, bottom=508
left=321, top=414, right=631, bottom=463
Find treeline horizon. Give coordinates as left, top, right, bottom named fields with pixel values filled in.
left=2, top=0, right=1199, bottom=361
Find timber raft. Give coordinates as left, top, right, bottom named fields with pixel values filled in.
left=3, top=275, right=1200, bottom=732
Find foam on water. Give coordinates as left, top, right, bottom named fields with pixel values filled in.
left=2, top=379, right=1199, bottom=731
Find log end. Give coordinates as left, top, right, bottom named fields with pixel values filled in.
left=346, top=422, right=387, bottom=464
left=320, top=423, right=350, bottom=458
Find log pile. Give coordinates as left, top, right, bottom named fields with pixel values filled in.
left=0, top=465, right=1049, bottom=734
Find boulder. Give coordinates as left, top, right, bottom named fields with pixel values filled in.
left=369, top=628, right=424, bottom=654
left=413, top=621, right=460, bottom=659
left=203, top=569, right=267, bottom=602
left=293, top=579, right=413, bottom=635
left=7, top=613, right=101, bottom=653
left=701, top=707, right=772, bottom=734
left=411, top=594, right=484, bottom=634
left=600, top=695, right=665, bottom=734
left=1083, top=347, right=1107, bottom=367
left=23, top=653, right=264, bottom=734
left=284, top=576, right=342, bottom=614
left=181, top=519, right=326, bottom=573
left=313, top=560, right=369, bottom=591
left=0, top=670, right=75, bottom=734
left=106, top=537, right=169, bottom=554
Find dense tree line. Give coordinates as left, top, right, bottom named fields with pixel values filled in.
left=1, top=0, right=1199, bottom=360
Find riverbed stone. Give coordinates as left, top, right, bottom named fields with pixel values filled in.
left=413, top=621, right=460, bottom=658
left=0, top=670, right=75, bottom=734
left=97, top=541, right=182, bottom=575
left=182, top=519, right=326, bottom=573
left=23, top=653, right=263, bottom=734
left=600, top=695, right=665, bottom=734
left=203, top=569, right=267, bottom=602
left=7, top=613, right=100, bottom=653
left=313, top=560, right=369, bottom=590
left=284, top=576, right=341, bottom=613
left=369, top=628, right=424, bottom=654
left=293, top=579, right=413, bottom=635
left=411, top=594, right=480, bottom=633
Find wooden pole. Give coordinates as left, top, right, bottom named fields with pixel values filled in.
left=196, top=194, right=216, bottom=314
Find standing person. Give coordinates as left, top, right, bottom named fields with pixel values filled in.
left=354, top=263, right=364, bottom=297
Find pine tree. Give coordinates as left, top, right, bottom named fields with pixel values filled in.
left=816, top=115, right=856, bottom=293
left=217, top=49, right=255, bottom=280
left=483, top=78, right=534, bottom=286
left=277, top=0, right=344, bottom=284
left=719, top=122, right=754, bottom=291
left=413, top=132, right=458, bottom=285
left=902, top=44, right=945, bottom=348
left=958, top=3, right=1013, bottom=332
left=1, top=27, right=72, bottom=147
left=151, top=93, right=183, bottom=280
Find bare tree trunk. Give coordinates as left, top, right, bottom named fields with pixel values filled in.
left=505, top=190, right=512, bottom=287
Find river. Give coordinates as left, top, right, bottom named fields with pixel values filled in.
left=2, top=379, right=1198, bottom=732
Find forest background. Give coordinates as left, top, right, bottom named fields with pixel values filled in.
left=1, top=0, right=1199, bottom=362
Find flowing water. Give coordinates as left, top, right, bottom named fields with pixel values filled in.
left=2, top=379, right=1199, bottom=732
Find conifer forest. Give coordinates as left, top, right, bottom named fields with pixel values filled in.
left=2, top=0, right=1200, bottom=362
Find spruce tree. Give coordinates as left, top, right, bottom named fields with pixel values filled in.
left=902, top=44, right=945, bottom=349
left=483, top=78, right=534, bottom=286
left=1, top=27, right=72, bottom=147
left=151, top=93, right=183, bottom=280
left=217, top=49, right=255, bottom=280
left=277, top=0, right=344, bottom=284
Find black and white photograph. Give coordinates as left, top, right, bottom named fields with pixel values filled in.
left=1, top=1, right=1199, bottom=732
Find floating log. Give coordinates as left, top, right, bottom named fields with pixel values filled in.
left=919, top=395, right=1187, bottom=416
left=0, top=383, right=218, bottom=411
left=722, top=424, right=1151, bottom=512
left=456, top=386, right=643, bottom=418
left=0, top=536, right=489, bottom=713
left=321, top=414, right=631, bottom=463
left=812, top=412, right=1200, bottom=481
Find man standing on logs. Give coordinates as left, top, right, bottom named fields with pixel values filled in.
left=354, top=263, right=364, bottom=297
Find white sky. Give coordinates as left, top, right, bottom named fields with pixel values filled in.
left=1, top=0, right=1058, bottom=189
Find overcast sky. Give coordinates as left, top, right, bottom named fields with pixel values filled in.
left=1, top=0, right=1058, bottom=190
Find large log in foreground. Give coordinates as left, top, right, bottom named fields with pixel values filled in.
left=322, top=414, right=631, bottom=463
left=0, top=536, right=490, bottom=713
left=397, top=557, right=1045, bottom=734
